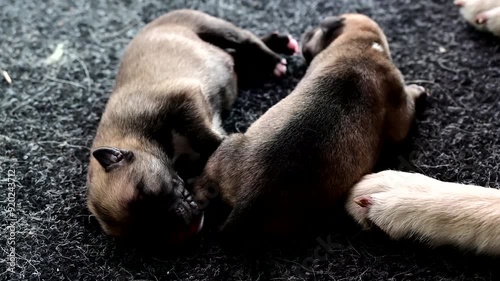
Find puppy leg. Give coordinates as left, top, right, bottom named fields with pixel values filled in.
left=167, top=84, right=225, bottom=160
left=386, top=84, right=428, bottom=143
left=169, top=90, right=224, bottom=179
left=347, top=170, right=500, bottom=255
left=158, top=10, right=297, bottom=79
left=346, top=170, right=442, bottom=228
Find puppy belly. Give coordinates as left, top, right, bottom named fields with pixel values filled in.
left=350, top=171, right=500, bottom=255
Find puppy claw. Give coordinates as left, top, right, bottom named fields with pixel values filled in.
left=354, top=196, right=373, bottom=208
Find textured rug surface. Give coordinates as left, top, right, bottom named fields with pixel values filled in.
left=1, top=0, right=500, bottom=280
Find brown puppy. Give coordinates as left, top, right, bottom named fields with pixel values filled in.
left=194, top=14, right=427, bottom=237
left=87, top=9, right=299, bottom=244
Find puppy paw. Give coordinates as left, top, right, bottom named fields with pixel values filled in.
left=273, top=58, right=287, bottom=77
left=346, top=171, right=436, bottom=227
left=262, top=32, right=301, bottom=55
left=456, top=0, right=500, bottom=34
left=346, top=171, right=394, bottom=228
left=286, top=35, right=301, bottom=54
left=406, top=84, right=429, bottom=100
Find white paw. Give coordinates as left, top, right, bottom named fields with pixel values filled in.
left=346, top=171, right=437, bottom=228
left=456, top=0, right=500, bottom=35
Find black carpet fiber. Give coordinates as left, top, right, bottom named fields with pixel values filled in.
left=1, top=0, right=500, bottom=280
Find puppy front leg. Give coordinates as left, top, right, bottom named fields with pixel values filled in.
left=167, top=86, right=224, bottom=163
left=172, top=109, right=223, bottom=161
left=170, top=105, right=223, bottom=180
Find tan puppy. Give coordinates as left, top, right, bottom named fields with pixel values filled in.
left=455, top=0, right=500, bottom=36
left=194, top=14, right=427, bottom=237
left=347, top=170, right=500, bottom=255
left=87, top=9, right=299, bottom=244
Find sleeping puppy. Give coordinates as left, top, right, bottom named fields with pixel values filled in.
left=455, top=0, right=500, bottom=36
left=193, top=14, right=427, bottom=237
left=347, top=170, right=500, bottom=255
left=87, top=9, right=299, bottom=244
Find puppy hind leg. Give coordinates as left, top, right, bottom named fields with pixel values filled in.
left=260, top=33, right=301, bottom=56
left=161, top=11, right=295, bottom=82
left=158, top=10, right=254, bottom=49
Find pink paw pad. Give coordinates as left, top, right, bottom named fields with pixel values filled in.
left=273, top=58, right=287, bottom=77
left=454, top=0, right=464, bottom=7
left=476, top=13, right=488, bottom=24
left=287, top=36, right=301, bottom=54
left=354, top=196, right=373, bottom=208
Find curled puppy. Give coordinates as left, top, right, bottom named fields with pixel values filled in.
left=87, top=9, right=299, bottom=244
left=455, top=0, right=500, bottom=36
left=347, top=170, right=500, bottom=255
left=194, top=14, right=427, bottom=237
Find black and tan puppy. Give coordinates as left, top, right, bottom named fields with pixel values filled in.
left=87, top=9, right=299, bottom=244
left=194, top=14, right=427, bottom=237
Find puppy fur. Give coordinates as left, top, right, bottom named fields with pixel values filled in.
left=87, top=9, right=297, bottom=242
left=455, top=0, right=500, bottom=36
left=347, top=170, right=500, bottom=255
left=194, top=14, right=427, bottom=237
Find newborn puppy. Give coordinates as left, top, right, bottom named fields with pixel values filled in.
left=455, top=0, right=500, bottom=36
left=87, top=9, right=299, bottom=244
left=194, top=14, right=427, bottom=237
left=347, top=170, right=500, bottom=255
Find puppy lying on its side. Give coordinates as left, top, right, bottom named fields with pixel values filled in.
left=87, top=9, right=299, bottom=244
left=455, top=0, right=500, bottom=36
left=194, top=14, right=427, bottom=237
left=347, top=170, right=500, bottom=255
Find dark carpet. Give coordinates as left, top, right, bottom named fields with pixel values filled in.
left=1, top=0, right=500, bottom=280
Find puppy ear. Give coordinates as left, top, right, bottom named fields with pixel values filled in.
left=92, top=147, right=133, bottom=171
left=320, top=16, right=345, bottom=36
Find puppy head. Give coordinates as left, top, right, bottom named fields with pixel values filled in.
left=301, top=14, right=390, bottom=63
left=87, top=146, right=203, bottom=245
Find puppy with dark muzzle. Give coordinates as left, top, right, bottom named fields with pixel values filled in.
left=194, top=14, right=428, bottom=238
left=87, top=9, right=300, bottom=245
